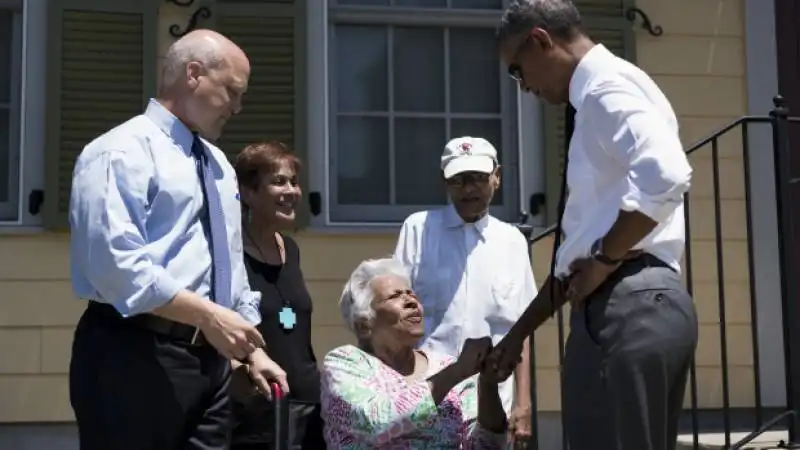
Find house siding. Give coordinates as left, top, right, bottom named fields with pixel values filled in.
left=0, top=0, right=753, bottom=422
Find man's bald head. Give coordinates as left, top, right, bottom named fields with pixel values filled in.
left=158, top=29, right=250, bottom=140
left=160, top=29, right=246, bottom=91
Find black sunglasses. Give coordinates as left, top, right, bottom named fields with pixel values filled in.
left=507, top=34, right=533, bottom=83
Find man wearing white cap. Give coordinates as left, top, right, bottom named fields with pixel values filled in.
left=393, top=136, right=537, bottom=447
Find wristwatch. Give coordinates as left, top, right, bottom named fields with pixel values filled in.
left=590, top=237, right=623, bottom=266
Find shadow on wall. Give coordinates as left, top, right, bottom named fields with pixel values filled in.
left=0, top=424, right=78, bottom=450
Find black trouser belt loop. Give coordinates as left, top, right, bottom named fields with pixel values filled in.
left=86, top=301, right=208, bottom=346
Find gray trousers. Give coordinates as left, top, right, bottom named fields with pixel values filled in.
left=562, top=255, right=698, bottom=450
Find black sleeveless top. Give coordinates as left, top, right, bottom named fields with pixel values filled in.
left=232, top=234, right=320, bottom=442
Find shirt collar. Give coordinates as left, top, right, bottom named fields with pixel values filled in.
left=568, top=44, right=611, bottom=112
left=443, top=203, right=490, bottom=237
left=144, top=98, right=195, bottom=154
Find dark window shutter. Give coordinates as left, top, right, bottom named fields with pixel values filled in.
left=214, top=1, right=307, bottom=229
left=43, top=0, right=157, bottom=230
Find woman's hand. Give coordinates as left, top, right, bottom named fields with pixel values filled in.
left=508, top=403, right=533, bottom=447
left=427, top=337, right=492, bottom=405
left=248, top=348, right=290, bottom=401
left=455, top=337, right=494, bottom=380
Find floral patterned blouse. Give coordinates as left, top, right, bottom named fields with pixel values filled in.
left=320, top=344, right=506, bottom=449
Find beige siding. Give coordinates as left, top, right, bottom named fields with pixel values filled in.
left=644, top=0, right=752, bottom=409
left=0, top=0, right=753, bottom=422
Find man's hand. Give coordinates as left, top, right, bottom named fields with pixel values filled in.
left=199, top=303, right=266, bottom=360
left=455, top=337, right=494, bottom=379
left=509, top=403, right=533, bottom=447
left=230, top=360, right=258, bottom=403
left=247, top=348, right=289, bottom=401
left=484, top=328, right=526, bottom=383
left=565, top=257, right=620, bottom=309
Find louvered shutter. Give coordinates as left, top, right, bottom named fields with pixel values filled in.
left=541, top=0, right=636, bottom=224
left=43, top=0, right=157, bottom=230
left=214, top=1, right=308, bottom=228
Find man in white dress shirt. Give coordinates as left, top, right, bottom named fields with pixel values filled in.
left=394, top=136, right=537, bottom=446
left=484, top=1, right=699, bottom=450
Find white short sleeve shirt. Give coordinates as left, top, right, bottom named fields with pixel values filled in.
left=394, top=204, right=538, bottom=412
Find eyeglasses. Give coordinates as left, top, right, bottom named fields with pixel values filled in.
left=507, top=34, right=533, bottom=83
left=508, top=64, right=523, bottom=83
left=445, top=172, right=491, bottom=187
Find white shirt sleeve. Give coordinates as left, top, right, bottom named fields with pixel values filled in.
left=512, top=231, right=537, bottom=316
left=394, top=216, right=420, bottom=284
left=584, top=79, right=692, bottom=223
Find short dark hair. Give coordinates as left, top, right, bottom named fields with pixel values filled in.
left=234, top=141, right=302, bottom=193
left=495, top=0, right=584, bottom=45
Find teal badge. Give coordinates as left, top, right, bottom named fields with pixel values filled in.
left=279, top=306, right=296, bottom=330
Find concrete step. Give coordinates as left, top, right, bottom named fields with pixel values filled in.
left=677, top=430, right=789, bottom=449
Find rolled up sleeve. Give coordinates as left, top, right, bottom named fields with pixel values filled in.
left=227, top=217, right=262, bottom=325
left=586, top=81, right=692, bottom=223
left=69, top=150, right=183, bottom=316
left=235, top=279, right=262, bottom=326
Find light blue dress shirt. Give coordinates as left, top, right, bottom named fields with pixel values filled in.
left=69, top=99, right=262, bottom=325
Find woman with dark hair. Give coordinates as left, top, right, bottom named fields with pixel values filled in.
left=229, top=142, right=325, bottom=449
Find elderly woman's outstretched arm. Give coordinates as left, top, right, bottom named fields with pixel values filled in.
left=320, top=345, right=506, bottom=449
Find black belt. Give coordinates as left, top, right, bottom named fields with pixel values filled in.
left=617, top=252, right=674, bottom=274
left=86, top=301, right=209, bottom=346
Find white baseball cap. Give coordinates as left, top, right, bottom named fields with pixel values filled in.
left=441, top=136, right=498, bottom=179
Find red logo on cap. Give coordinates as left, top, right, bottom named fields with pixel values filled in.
left=459, top=142, right=472, bottom=155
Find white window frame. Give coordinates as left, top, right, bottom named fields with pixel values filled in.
left=305, top=0, right=544, bottom=230
left=0, top=0, right=46, bottom=231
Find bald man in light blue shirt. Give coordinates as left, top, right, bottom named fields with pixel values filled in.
left=68, top=29, right=283, bottom=450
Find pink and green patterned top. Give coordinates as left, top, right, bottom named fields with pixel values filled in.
left=320, top=344, right=506, bottom=449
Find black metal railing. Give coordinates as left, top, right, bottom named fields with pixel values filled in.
left=518, top=95, right=800, bottom=450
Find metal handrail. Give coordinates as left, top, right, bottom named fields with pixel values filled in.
left=521, top=97, right=800, bottom=449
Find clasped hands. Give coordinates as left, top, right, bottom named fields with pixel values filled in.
left=483, top=255, right=620, bottom=382
left=458, top=334, right=525, bottom=387
left=455, top=336, right=519, bottom=382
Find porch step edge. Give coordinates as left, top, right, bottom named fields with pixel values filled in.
left=676, top=430, right=788, bottom=450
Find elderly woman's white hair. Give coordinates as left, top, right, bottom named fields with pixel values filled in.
left=339, top=257, right=412, bottom=333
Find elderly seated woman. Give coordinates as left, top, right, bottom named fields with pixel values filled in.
left=320, top=257, right=508, bottom=448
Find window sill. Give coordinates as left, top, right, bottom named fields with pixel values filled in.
left=0, top=224, right=50, bottom=235
left=296, top=222, right=552, bottom=239
left=295, top=223, right=402, bottom=237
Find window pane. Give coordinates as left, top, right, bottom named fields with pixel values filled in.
left=335, top=116, right=390, bottom=205
left=451, top=0, right=502, bottom=8
left=451, top=119, right=503, bottom=204
left=335, top=25, right=388, bottom=112
left=0, top=11, right=12, bottom=104
left=0, top=108, right=9, bottom=202
left=336, top=0, right=390, bottom=4
left=449, top=28, right=500, bottom=114
left=394, top=0, right=447, bottom=6
left=394, top=118, right=446, bottom=205
left=393, top=27, right=444, bottom=112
